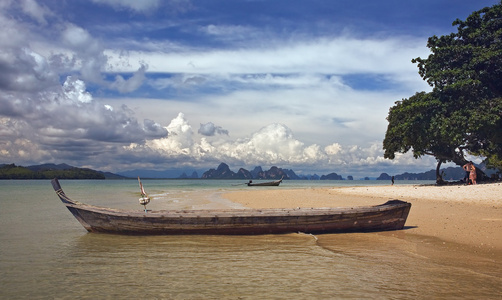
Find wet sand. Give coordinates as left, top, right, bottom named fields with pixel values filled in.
left=223, top=183, right=502, bottom=252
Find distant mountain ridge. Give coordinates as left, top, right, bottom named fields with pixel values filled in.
left=178, top=171, right=199, bottom=179
left=3, top=162, right=496, bottom=181
left=201, top=163, right=295, bottom=180
left=377, top=164, right=497, bottom=181
left=320, top=173, right=343, bottom=180
left=0, top=163, right=126, bottom=179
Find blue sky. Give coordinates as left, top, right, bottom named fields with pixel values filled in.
left=0, top=0, right=499, bottom=177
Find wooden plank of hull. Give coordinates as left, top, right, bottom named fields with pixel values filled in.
left=52, top=178, right=411, bottom=235
left=247, top=180, right=282, bottom=186
left=67, top=206, right=409, bottom=235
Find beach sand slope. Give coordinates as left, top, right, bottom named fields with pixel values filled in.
left=223, top=183, right=502, bottom=251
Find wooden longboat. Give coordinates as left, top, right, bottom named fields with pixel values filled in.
left=247, top=178, right=283, bottom=186
left=52, top=178, right=411, bottom=235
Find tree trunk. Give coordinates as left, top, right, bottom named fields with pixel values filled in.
left=435, top=160, right=446, bottom=185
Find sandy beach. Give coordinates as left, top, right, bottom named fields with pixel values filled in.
left=223, top=182, right=502, bottom=252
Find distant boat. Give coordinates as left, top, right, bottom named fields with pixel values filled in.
left=51, top=178, right=411, bottom=235
left=247, top=177, right=283, bottom=186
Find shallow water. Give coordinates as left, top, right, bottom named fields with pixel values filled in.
left=0, top=180, right=500, bottom=299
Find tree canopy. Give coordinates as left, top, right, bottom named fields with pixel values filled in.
left=383, top=2, right=502, bottom=181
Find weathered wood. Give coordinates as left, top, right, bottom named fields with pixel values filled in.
left=247, top=178, right=283, bottom=186
left=52, top=178, right=411, bottom=235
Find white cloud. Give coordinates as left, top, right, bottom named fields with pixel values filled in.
left=148, top=112, right=193, bottom=155
left=90, top=0, right=193, bottom=14
left=63, top=77, right=93, bottom=103
left=61, top=24, right=108, bottom=85
left=110, top=64, right=149, bottom=93
left=0, top=45, right=58, bottom=93
left=108, top=36, right=428, bottom=77
left=0, top=6, right=161, bottom=148
left=200, top=24, right=260, bottom=43
left=198, top=122, right=229, bottom=136
left=123, top=113, right=436, bottom=177
left=0, top=1, right=447, bottom=176
left=91, top=0, right=161, bottom=13
left=325, top=143, right=342, bottom=155
left=52, top=23, right=148, bottom=92
left=19, top=0, right=53, bottom=25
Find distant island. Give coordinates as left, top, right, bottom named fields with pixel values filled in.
left=201, top=163, right=294, bottom=180
left=0, top=163, right=125, bottom=180
left=200, top=163, right=348, bottom=180
left=198, top=162, right=498, bottom=181
left=199, top=162, right=477, bottom=181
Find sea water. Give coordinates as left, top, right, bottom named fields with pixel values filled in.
left=0, top=180, right=501, bottom=299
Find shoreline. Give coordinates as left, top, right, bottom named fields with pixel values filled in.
left=222, top=183, right=502, bottom=252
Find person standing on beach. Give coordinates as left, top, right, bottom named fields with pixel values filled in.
left=463, top=162, right=471, bottom=184
left=463, top=161, right=477, bottom=185
left=391, top=176, right=394, bottom=185
left=469, top=162, right=477, bottom=185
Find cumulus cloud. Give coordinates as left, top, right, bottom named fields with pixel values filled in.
left=146, top=121, right=321, bottom=167
left=54, top=77, right=167, bottom=143
left=325, top=143, right=342, bottom=155
left=143, top=119, right=167, bottom=137
left=110, top=64, right=149, bottom=93
left=0, top=75, right=168, bottom=165
left=61, top=25, right=106, bottom=83
left=63, top=77, right=93, bottom=103
left=148, top=113, right=194, bottom=155
left=198, top=122, right=229, bottom=136
left=0, top=5, right=167, bottom=166
left=0, top=3, right=148, bottom=96
left=233, top=124, right=313, bottom=164
left=0, top=47, right=58, bottom=93
left=129, top=114, right=433, bottom=177
left=57, top=23, right=148, bottom=92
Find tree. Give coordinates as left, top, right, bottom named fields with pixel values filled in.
left=384, top=2, right=502, bottom=183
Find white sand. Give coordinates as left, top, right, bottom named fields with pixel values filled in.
left=223, top=182, right=502, bottom=251
left=334, top=183, right=502, bottom=206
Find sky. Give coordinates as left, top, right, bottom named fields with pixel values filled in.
left=0, top=0, right=499, bottom=178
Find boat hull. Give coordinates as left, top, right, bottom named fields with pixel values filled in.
left=52, top=179, right=411, bottom=235
left=247, top=179, right=282, bottom=186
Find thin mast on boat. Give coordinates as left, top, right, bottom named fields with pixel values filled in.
left=138, top=177, right=150, bottom=212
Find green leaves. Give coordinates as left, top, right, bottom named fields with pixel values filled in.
left=384, top=2, right=502, bottom=174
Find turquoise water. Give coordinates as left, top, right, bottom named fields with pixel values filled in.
left=0, top=180, right=500, bottom=299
